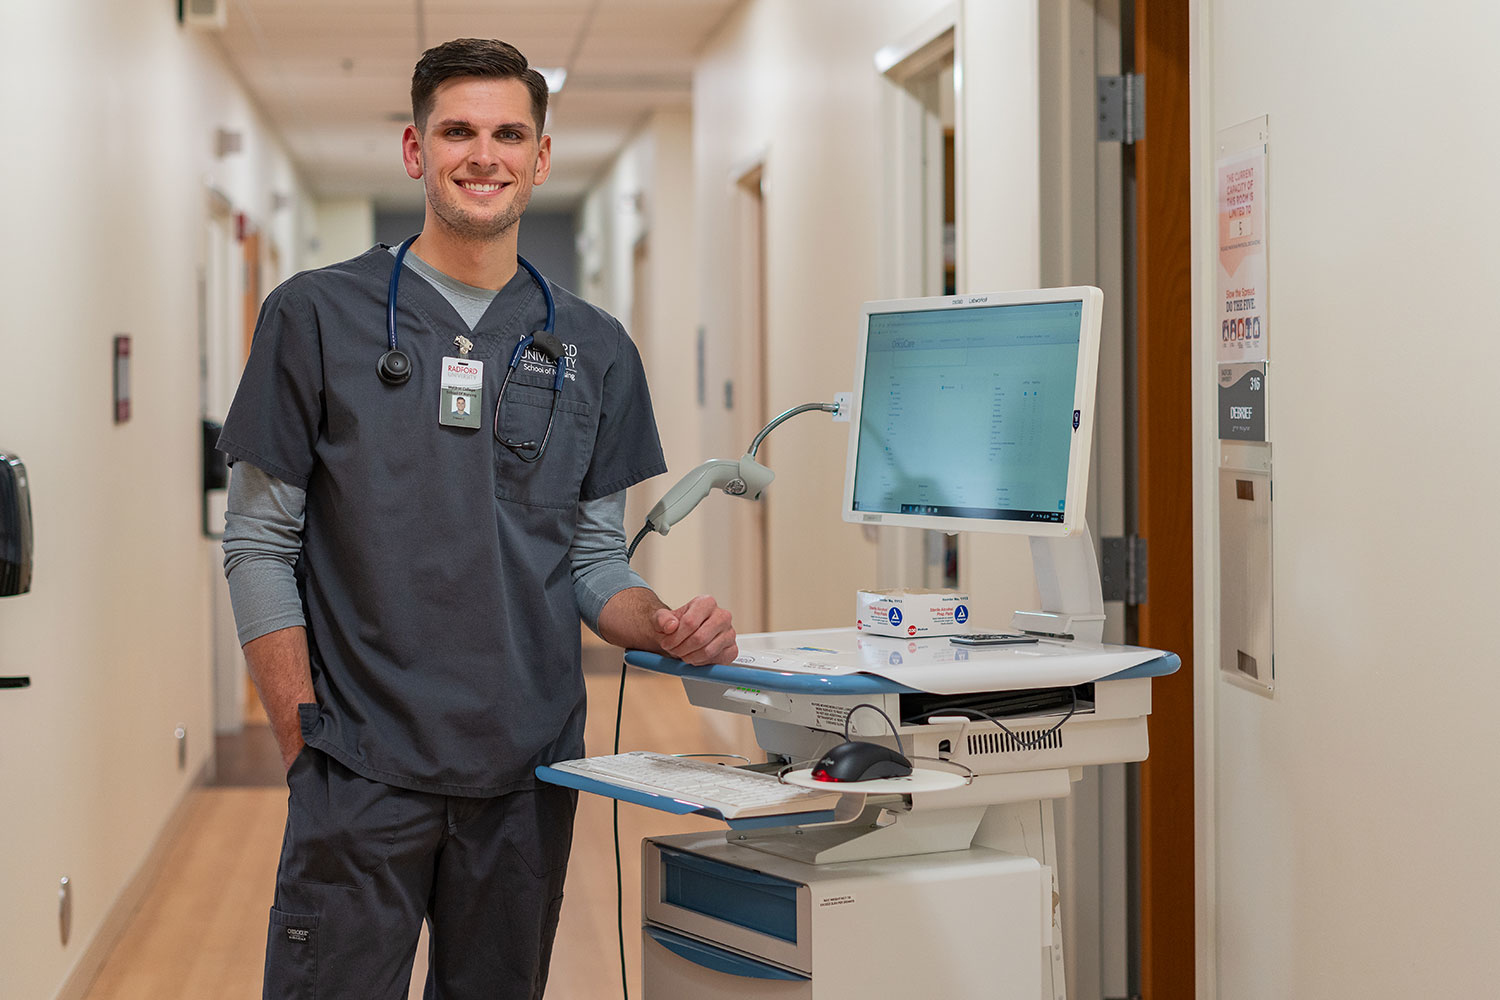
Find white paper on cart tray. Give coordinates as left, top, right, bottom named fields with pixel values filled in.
left=730, top=627, right=1164, bottom=695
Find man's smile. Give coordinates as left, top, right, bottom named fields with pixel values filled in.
left=456, top=179, right=507, bottom=195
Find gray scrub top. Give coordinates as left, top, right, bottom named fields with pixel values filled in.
left=218, top=245, right=666, bottom=796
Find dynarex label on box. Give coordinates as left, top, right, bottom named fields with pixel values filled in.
left=855, top=588, right=971, bottom=638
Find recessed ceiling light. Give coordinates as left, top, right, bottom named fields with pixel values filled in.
left=535, top=67, right=567, bottom=93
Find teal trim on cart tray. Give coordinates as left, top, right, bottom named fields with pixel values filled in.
left=625, top=650, right=1180, bottom=692
left=623, top=651, right=916, bottom=694
left=1098, top=652, right=1181, bottom=681
left=536, top=766, right=702, bottom=815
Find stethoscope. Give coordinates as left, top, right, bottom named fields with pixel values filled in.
left=379, top=235, right=567, bottom=462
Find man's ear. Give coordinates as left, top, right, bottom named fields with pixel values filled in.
left=402, top=123, right=424, bottom=180
left=532, top=134, right=552, bottom=185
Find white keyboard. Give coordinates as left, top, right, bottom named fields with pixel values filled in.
left=552, top=751, right=837, bottom=818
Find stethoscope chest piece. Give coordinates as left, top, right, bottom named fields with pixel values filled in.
left=377, top=348, right=412, bottom=385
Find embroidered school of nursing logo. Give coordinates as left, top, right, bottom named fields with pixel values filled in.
left=521, top=341, right=581, bottom=381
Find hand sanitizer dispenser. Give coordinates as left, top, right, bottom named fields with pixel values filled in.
left=0, top=449, right=33, bottom=597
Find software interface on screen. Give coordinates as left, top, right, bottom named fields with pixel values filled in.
left=850, top=300, right=1084, bottom=524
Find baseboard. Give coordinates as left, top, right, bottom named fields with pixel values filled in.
left=52, top=758, right=212, bottom=1000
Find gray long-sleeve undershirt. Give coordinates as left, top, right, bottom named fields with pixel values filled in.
left=222, top=461, right=649, bottom=645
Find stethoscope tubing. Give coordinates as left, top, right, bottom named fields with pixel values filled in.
left=387, top=235, right=557, bottom=346
left=383, top=235, right=566, bottom=460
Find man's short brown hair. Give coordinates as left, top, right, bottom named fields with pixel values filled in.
left=411, top=38, right=548, bottom=135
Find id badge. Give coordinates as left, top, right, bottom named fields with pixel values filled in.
left=439, top=356, right=483, bottom=429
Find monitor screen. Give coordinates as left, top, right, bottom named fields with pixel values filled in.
left=841, top=287, right=1102, bottom=537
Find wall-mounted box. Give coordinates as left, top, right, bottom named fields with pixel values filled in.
left=1219, top=441, right=1273, bottom=693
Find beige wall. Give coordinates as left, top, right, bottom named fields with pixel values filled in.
left=309, top=198, right=376, bottom=269
left=694, top=0, right=951, bottom=630
left=692, top=0, right=1052, bottom=631
left=578, top=111, right=705, bottom=601
left=0, top=4, right=308, bottom=997
left=1193, top=2, right=1500, bottom=996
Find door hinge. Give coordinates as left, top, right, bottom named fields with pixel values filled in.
left=1101, top=535, right=1148, bottom=605
left=1097, top=73, right=1146, bottom=144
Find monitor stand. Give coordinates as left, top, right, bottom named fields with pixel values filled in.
left=1011, top=522, right=1107, bottom=643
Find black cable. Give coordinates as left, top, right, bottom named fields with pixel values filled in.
left=909, top=687, right=1079, bottom=749
left=611, top=519, right=650, bottom=1000
left=612, top=656, right=629, bottom=1000
left=842, top=702, right=907, bottom=756
left=626, top=522, right=652, bottom=560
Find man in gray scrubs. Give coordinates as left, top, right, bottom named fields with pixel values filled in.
left=219, top=38, right=738, bottom=999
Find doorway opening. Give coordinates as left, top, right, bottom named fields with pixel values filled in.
left=729, top=162, right=770, bottom=631
left=878, top=20, right=958, bottom=591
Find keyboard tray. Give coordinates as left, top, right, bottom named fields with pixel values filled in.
left=537, top=752, right=844, bottom=831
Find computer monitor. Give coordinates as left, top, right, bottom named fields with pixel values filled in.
left=841, top=286, right=1103, bottom=538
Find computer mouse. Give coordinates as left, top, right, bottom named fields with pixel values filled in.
left=810, top=740, right=913, bottom=782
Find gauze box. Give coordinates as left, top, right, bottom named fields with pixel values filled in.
left=855, top=588, right=972, bottom=638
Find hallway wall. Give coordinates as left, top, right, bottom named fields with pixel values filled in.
left=692, top=0, right=951, bottom=629
left=312, top=198, right=376, bottom=268
left=578, top=110, right=706, bottom=602
left=692, top=0, right=1044, bottom=630
left=0, top=5, right=308, bottom=997
left=1192, top=2, right=1500, bottom=996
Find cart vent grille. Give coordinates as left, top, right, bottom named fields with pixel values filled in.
left=968, top=729, right=1062, bottom=754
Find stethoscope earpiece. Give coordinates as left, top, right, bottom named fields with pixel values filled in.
left=377, top=349, right=412, bottom=385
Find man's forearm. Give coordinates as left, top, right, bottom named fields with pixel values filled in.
left=243, top=625, right=316, bottom=769
left=597, top=587, right=739, bottom=666
left=595, top=586, right=671, bottom=651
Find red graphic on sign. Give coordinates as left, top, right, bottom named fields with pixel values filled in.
left=908, top=624, right=918, bottom=636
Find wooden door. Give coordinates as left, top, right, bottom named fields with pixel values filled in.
left=1133, top=0, right=1196, bottom=996
left=241, top=229, right=261, bottom=362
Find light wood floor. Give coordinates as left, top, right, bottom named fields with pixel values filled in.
left=83, top=666, right=758, bottom=999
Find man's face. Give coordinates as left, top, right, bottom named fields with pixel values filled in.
left=456, top=397, right=467, bottom=412
left=402, top=77, right=551, bottom=243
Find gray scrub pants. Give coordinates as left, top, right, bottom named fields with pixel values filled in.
left=263, top=749, right=577, bottom=1000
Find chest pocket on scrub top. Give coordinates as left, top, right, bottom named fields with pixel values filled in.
left=493, top=382, right=593, bottom=509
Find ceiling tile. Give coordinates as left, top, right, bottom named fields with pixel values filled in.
left=214, top=0, right=740, bottom=210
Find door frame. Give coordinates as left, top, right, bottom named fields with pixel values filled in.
left=875, top=6, right=957, bottom=590
left=1132, top=1, right=1197, bottom=995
